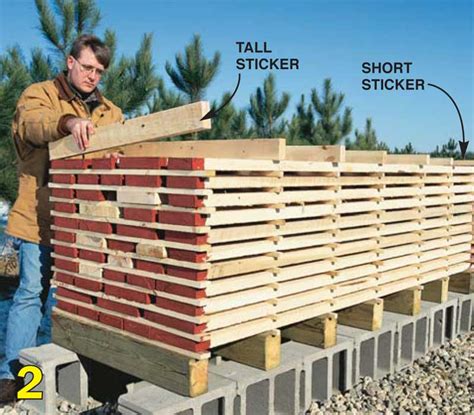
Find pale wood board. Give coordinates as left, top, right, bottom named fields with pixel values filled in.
left=49, top=102, right=211, bottom=160
left=52, top=310, right=209, bottom=397
left=214, top=330, right=280, bottom=370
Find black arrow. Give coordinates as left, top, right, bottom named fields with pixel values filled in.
left=201, top=73, right=241, bottom=121
left=427, top=83, right=469, bottom=159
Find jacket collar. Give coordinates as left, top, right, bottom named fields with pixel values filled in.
left=54, top=72, right=107, bottom=106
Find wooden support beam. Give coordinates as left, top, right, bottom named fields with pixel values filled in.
left=285, top=145, right=345, bottom=162
left=112, top=138, right=286, bottom=160
left=383, top=286, right=422, bottom=316
left=385, top=153, right=430, bottom=164
left=345, top=150, right=386, bottom=164
left=448, top=272, right=474, bottom=294
left=338, top=299, right=383, bottom=331
left=52, top=310, right=208, bottom=397
left=430, top=157, right=453, bottom=166
left=453, top=160, right=474, bottom=166
left=214, top=330, right=280, bottom=370
left=281, top=313, right=337, bottom=348
left=49, top=102, right=211, bottom=160
left=421, top=277, right=449, bottom=303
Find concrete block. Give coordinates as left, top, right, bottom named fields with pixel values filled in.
left=209, top=341, right=306, bottom=415
left=19, top=343, right=88, bottom=414
left=117, top=373, right=236, bottom=415
left=383, top=302, right=431, bottom=371
left=57, top=361, right=88, bottom=406
left=449, top=292, right=473, bottom=334
left=424, top=296, right=458, bottom=350
left=282, top=335, right=353, bottom=411
left=338, top=317, right=397, bottom=383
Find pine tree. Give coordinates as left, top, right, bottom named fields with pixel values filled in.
left=311, top=78, right=352, bottom=144
left=0, top=47, right=54, bottom=203
left=287, top=94, right=314, bottom=145
left=248, top=73, right=290, bottom=138
left=346, top=118, right=389, bottom=151
left=393, top=142, right=416, bottom=154
left=200, top=93, right=253, bottom=140
left=199, top=93, right=235, bottom=140
left=101, top=33, right=159, bottom=115
left=35, top=0, right=101, bottom=65
left=0, top=48, right=30, bottom=203
left=431, top=138, right=460, bottom=159
left=232, top=109, right=253, bottom=138
left=147, top=79, right=185, bottom=113
left=165, top=34, right=221, bottom=103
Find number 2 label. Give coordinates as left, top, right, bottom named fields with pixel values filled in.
left=17, top=365, right=43, bottom=400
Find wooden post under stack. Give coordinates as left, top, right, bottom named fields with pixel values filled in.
left=214, top=330, right=281, bottom=371
left=53, top=310, right=209, bottom=397
left=422, top=277, right=449, bottom=303
left=281, top=313, right=337, bottom=348
left=383, top=286, right=422, bottom=316
left=338, top=299, right=383, bottom=331
left=448, top=272, right=474, bottom=294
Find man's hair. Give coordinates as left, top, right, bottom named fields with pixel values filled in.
left=69, top=35, right=111, bottom=69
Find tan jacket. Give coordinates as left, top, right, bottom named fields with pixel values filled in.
left=6, top=73, right=123, bottom=245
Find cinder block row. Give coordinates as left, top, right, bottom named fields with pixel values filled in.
left=117, top=293, right=472, bottom=415
left=22, top=292, right=472, bottom=415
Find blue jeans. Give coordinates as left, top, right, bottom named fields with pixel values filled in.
left=0, top=238, right=53, bottom=380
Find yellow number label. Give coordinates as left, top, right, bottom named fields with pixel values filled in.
left=17, top=365, right=43, bottom=400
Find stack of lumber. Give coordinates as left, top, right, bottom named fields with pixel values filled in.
left=50, top=154, right=281, bottom=357
left=49, top=143, right=474, bottom=360
left=452, top=159, right=474, bottom=274
left=46, top=101, right=473, bottom=364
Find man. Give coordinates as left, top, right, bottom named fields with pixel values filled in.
left=0, top=34, right=123, bottom=404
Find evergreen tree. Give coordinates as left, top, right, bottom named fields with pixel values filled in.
left=311, top=78, right=352, bottom=144
left=101, top=33, right=159, bottom=115
left=0, top=47, right=54, bottom=203
left=346, top=118, right=389, bottom=151
left=165, top=34, right=221, bottom=103
left=200, top=93, right=253, bottom=140
left=200, top=92, right=236, bottom=140
left=287, top=94, right=314, bottom=145
left=248, top=73, right=290, bottom=138
left=232, top=109, right=253, bottom=138
left=147, top=79, right=185, bottom=113
left=431, top=138, right=460, bottom=159
left=0, top=48, right=28, bottom=203
left=393, top=142, right=416, bottom=154
left=35, top=0, right=101, bottom=66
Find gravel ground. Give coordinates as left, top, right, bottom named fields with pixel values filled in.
left=309, top=332, right=474, bottom=414
left=1, top=332, right=472, bottom=414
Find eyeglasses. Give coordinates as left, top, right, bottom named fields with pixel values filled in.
left=72, top=56, right=105, bottom=77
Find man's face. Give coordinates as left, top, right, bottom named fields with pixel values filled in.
left=66, top=47, right=105, bottom=94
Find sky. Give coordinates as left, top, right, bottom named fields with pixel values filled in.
left=0, top=0, right=472, bottom=152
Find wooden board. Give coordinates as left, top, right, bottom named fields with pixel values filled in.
left=338, top=299, right=383, bottom=330
left=112, top=139, right=285, bottom=160
left=52, top=309, right=209, bottom=397
left=281, top=313, right=337, bottom=348
left=49, top=102, right=211, bottom=160
left=215, top=330, right=280, bottom=370
left=285, top=145, right=344, bottom=162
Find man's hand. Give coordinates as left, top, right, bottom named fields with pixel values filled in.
left=65, top=117, right=95, bottom=151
